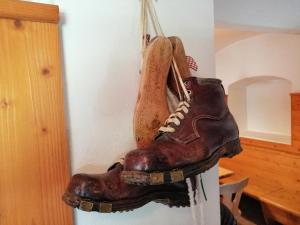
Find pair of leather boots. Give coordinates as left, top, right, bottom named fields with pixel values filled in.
left=63, top=36, right=242, bottom=213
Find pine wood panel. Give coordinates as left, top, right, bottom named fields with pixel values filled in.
left=291, top=93, right=300, bottom=111
left=292, top=113, right=300, bottom=126
left=219, top=144, right=300, bottom=223
left=0, top=0, right=59, bottom=23
left=240, top=137, right=300, bottom=154
left=291, top=93, right=300, bottom=148
left=0, top=14, right=73, bottom=225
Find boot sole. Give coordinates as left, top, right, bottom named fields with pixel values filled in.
left=121, top=139, right=242, bottom=185
left=62, top=190, right=189, bottom=213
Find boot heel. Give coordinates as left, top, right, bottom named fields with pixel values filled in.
left=223, top=139, right=242, bottom=158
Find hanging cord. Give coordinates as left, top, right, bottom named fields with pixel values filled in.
left=140, top=0, right=148, bottom=58
left=140, top=0, right=164, bottom=68
left=171, top=63, right=183, bottom=101
left=172, top=58, right=190, bottom=102
left=146, top=0, right=164, bottom=36
left=140, top=0, right=164, bottom=53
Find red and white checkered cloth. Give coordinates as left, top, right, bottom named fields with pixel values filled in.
left=186, top=56, right=198, bottom=71
left=143, top=35, right=199, bottom=72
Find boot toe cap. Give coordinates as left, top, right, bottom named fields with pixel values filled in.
left=65, top=174, right=103, bottom=200
left=124, top=149, right=167, bottom=172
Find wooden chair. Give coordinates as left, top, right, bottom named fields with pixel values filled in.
left=220, top=177, right=255, bottom=225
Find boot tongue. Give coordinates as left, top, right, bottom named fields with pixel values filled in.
left=107, top=162, right=123, bottom=172
left=154, top=130, right=171, bottom=141
left=154, top=131, right=163, bottom=140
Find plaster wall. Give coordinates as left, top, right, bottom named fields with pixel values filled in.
left=214, top=0, right=300, bottom=31
left=217, top=34, right=299, bottom=143
left=29, top=0, right=220, bottom=224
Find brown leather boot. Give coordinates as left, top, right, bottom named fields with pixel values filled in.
left=121, top=77, right=242, bottom=185
left=63, top=162, right=190, bottom=213
left=63, top=37, right=195, bottom=213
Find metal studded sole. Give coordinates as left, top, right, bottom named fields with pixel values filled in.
left=62, top=191, right=190, bottom=213
left=121, top=139, right=242, bottom=186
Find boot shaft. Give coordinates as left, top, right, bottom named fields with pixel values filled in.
left=164, top=76, right=239, bottom=148
left=183, top=77, right=227, bottom=118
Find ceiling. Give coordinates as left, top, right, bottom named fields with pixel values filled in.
left=214, top=28, right=261, bottom=51
left=214, top=0, right=300, bottom=52
left=214, top=0, right=300, bottom=32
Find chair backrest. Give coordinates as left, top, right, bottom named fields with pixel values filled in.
left=220, top=177, right=249, bottom=218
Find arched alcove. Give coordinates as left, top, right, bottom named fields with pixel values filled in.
left=216, top=33, right=300, bottom=93
left=228, top=76, right=292, bottom=144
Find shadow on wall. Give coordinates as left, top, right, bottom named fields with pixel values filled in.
left=228, top=75, right=292, bottom=144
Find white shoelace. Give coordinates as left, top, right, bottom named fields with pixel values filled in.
left=159, top=101, right=190, bottom=133
left=187, top=176, right=206, bottom=225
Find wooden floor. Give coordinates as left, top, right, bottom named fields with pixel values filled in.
left=220, top=142, right=300, bottom=224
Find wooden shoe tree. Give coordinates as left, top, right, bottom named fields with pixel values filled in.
left=167, top=36, right=191, bottom=98
left=134, top=36, right=192, bottom=148
left=169, top=36, right=191, bottom=78
left=134, top=36, right=173, bottom=148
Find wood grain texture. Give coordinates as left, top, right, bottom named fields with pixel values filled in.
left=168, top=36, right=191, bottom=78
left=291, top=93, right=300, bottom=148
left=0, top=0, right=59, bottom=23
left=219, top=143, right=300, bottom=224
left=0, top=17, right=73, bottom=225
left=240, top=137, right=300, bottom=155
left=134, top=37, right=173, bottom=148
left=262, top=202, right=300, bottom=225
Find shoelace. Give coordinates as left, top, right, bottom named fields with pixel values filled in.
left=158, top=56, right=192, bottom=133
left=159, top=101, right=190, bottom=133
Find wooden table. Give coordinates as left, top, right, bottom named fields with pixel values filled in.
left=219, top=143, right=300, bottom=225
left=219, top=166, right=234, bottom=179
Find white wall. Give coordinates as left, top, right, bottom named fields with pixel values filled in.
left=246, top=79, right=291, bottom=136
left=227, top=86, right=247, bottom=135
left=214, top=0, right=300, bottom=32
left=217, top=33, right=300, bottom=92
left=30, top=0, right=220, bottom=225
left=228, top=77, right=292, bottom=144
left=217, top=33, right=299, bottom=143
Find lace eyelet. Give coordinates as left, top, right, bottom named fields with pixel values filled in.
left=184, top=81, right=190, bottom=87
left=187, top=90, right=192, bottom=95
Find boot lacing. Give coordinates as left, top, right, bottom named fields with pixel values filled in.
left=159, top=101, right=190, bottom=133
left=159, top=57, right=191, bottom=133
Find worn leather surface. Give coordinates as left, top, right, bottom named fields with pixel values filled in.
left=66, top=163, right=189, bottom=201
left=124, top=77, right=240, bottom=172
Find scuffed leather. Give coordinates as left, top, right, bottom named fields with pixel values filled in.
left=66, top=163, right=188, bottom=201
left=124, top=77, right=240, bottom=172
